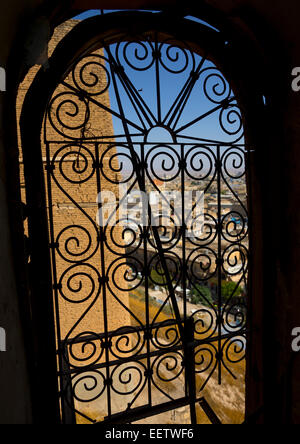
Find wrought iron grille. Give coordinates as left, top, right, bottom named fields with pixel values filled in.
left=42, top=18, right=249, bottom=424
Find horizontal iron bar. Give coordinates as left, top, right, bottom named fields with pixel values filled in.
left=193, top=328, right=247, bottom=348
left=46, top=141, right=250, bottom=147
left=60, top=319, right=182, bottom=346
left=59, top=324, right=246, bottom=348
left=57, top=341, right=185, bottom=377
left=96, top=395, right=220, bottom=425
left=57, top=329, right=247, bottom=377
left=99, top=396, right=191, bottom=425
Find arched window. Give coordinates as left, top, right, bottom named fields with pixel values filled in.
left=20, top=10, right=257, bottom=424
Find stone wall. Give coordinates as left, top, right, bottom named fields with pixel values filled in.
left=17, top=20, right=130, bottom=348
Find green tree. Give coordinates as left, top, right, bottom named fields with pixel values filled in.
left=191, top=285, right=213, bottom=307
left=150, top=267, right=168, bottom=289
left=221, top=281, right=243, bottom=302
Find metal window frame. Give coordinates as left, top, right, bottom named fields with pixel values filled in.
left=19, top=10, right=267, bottom=424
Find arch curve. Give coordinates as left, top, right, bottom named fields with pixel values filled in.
left=19, top=10, right=266, bottom=424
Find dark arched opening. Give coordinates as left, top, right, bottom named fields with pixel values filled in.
left=18, top=10, right=267, bottom=424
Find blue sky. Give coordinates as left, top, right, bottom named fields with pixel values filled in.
left=71, top=10, right=244, bottom=174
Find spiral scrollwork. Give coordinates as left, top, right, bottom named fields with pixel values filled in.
left=187, top=213, right=218, bottom=247
left=187, top=247, right=218, bottom=282
left=107, top=256, right=144, bottom=293
left=221, top=211, right=248, bottom=243
left=56, top=225, right=99, bottom=264
left=72, top=371, right=106, bottom=403
left=151, top=320, right=181, bottom=350
left=51, top=144, right=96, bottom=184
left=111, top=362, right=147, bottom=395
left=116, top=40, right=155, bottom=72
left=200, top=67, right=231, bottom=104
left=100, top=144, right=136, bottom=184
left=194, top=343, right=217, bottom=375
left=48, top=92, right=90, bottom=139
left=222, top=335, right=246, bottom=364
left=72, top=54, right=111, bottom=96
left=219, top=106, right=243, bottom=140
left=148, top=252, right=181, bottom=289
left=148, top=215, right=181, bottom=252
left=223, top=302, right=247, bottom=332
left=104, top=218, right=144, bottom=255
left=158, top=41, right=195, bottom=74
left=58, top=263, right=101, bottom=304
left=146, top=144, right=181, bottom=183
left=191, top=307, right=217, bottom=338
left=67, top=332, right=104, bottom=368
left=222, top=243, right=248, bottom=277
left=43, top=24, right=249, bottom=423
left=152, top=352, right=184, bottom=383
left=110, top=326, right=145, bottom=360
left=221, top=146, right=246, bottom=179
left=184, top=145, right=216, bottom=181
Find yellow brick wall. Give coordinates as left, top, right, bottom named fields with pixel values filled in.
left=17, top=20, right=131, bottom=349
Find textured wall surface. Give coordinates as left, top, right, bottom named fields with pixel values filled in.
left=18, top=20, right=130, bottom=341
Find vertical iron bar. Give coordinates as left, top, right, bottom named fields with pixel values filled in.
left=105, top=45, right=201, bottom=418
left=217, top=145, right=222, bottom=385
left=184, top=317, right=197, bottom=424
left=60, top=342, right=76, bottom=424
left=45, top=141, right=64, bottom=422
left=106, top=46, right=184, bottom=340
left=181, top=144, right=187, bottom=322
left=141, top=143, right=152, bottom=407
left=95, top=142, right=112, bottom=419
left=154, top=34, right=162, bottom=124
